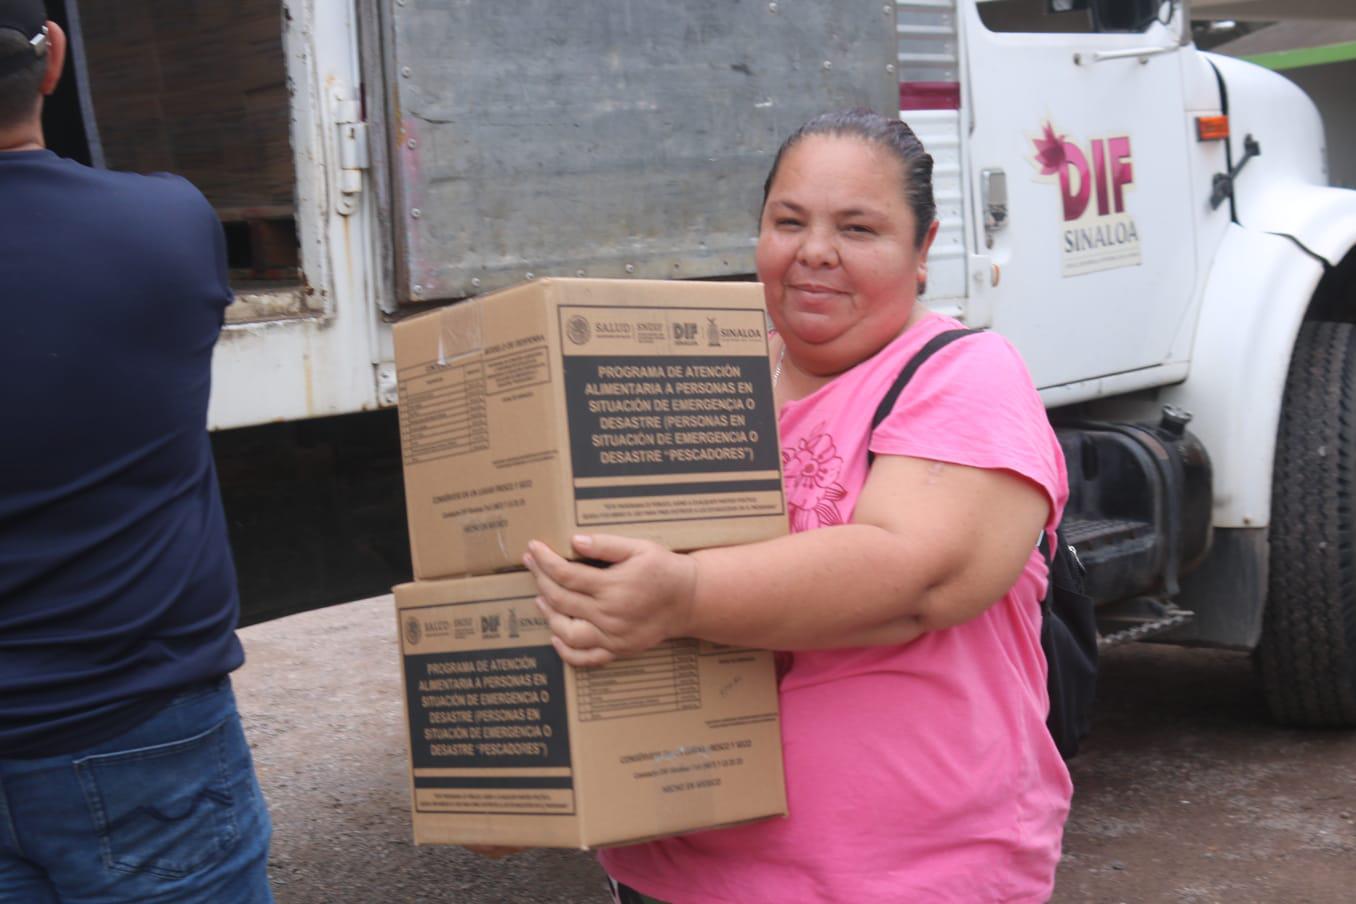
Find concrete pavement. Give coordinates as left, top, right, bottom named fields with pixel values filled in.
left=236, top=595, right=1356, bottom=903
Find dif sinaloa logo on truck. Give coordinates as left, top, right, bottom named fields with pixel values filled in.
left=1031, top=121, right=1142, bottom=278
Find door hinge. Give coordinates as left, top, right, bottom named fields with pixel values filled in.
left=964, top=254, right=997, bottom=329
left=377, top=362, right=398, bottom=407
left=332, top=90, right=368, bottom=217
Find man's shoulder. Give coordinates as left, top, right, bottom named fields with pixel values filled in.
left=13, top=161, right=226, bottom=283
left=70, top=170, right=221, bottom=251
left=99, top=166, right=212, bottom=209
left=25, top=156, right=213, bottom=214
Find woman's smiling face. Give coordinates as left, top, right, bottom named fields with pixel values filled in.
left=757, top=134, right=937, bottom=375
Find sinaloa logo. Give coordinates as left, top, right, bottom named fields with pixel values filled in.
left=1031, top=121, right=1143, bottom=277
left=404, top=616, right=422, bottom=646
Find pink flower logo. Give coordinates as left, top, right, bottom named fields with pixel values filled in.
left=1032, top=121, right=1069, bottom=176
left=783, top=425, right=848, bottom=531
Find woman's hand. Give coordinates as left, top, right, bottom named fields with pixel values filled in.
left=523, top=534, right=698, bottom=667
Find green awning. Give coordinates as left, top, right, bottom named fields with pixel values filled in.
left=1193, top=1, right=1356, bottom=22
left=1242, top=40, right=1356, bottom=70
left=1213, top=20, right=1356, bottom=70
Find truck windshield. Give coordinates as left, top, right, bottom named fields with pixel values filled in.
left=977, top=0, right=1171, bottom=34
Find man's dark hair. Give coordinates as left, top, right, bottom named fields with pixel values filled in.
left=0, top=27, right=45, bottom=130
left=760, top=108, right=937, bottom=250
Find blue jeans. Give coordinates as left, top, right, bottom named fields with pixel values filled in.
left=0, top=678, right=273, bottom=903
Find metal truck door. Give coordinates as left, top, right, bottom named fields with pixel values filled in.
left=962, top=0, right=1197, bottom=390
left=371, top=1, right=899, bottom=306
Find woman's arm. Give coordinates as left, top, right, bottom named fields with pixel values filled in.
left=526, top=454, right=1049, bottom=667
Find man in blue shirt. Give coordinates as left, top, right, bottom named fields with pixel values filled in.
left=0, top=3, right=273, bottom=900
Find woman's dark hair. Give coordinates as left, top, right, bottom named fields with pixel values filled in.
left=760, top=108, right=936, bottom=249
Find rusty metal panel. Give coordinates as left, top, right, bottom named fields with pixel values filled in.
left=385, top=1, right=898, bottom=303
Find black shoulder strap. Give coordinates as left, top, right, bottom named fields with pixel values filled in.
left=868, top=328, right=982, bottom=464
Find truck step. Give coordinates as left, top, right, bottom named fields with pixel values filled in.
left=1060, top=516, right=1160, bottom=605
left=1062, top=516, right=1154, bottom=550
left=1095, top=597, right=1195, bottom=648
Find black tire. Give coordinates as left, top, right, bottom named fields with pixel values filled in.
left=1259, top=320, right=1356, bottom=726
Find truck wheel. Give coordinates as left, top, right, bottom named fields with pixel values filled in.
left=1259, top=320, right=1356, bottom=727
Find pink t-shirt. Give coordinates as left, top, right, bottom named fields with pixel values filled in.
left=600, top=312, right=1072, bottom=903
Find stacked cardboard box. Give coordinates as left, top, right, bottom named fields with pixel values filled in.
left=392, top=278, right=789, bottom=848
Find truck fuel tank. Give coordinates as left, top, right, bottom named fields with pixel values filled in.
left=1055, top=409, right=1213, bottom=608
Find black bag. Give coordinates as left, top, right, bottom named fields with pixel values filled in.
left=1038, top=527, right=1097, bottom=758
left=869, top=328, right=1098, bottom=759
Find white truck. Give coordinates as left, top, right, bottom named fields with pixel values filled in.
left=45, top=0, right=1356, bottom=726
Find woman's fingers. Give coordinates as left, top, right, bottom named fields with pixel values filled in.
left=523, top=545, right=597, bottom=620
left=525, top=541, right=600, bottom=597
left=571, top=532, right=646, bottom=564
left=534, top=595, right=610, bottom=650
left=529, top=565, right=619, bottom=664
left=551, top=634, right=617, bottom=668
left=523, top=536, right=677, bottom=664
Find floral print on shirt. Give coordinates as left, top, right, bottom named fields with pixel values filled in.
left=782, top=423, right=849, bottom=531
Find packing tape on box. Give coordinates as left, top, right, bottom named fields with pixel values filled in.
left=455, top=506, right=515, bottom=572
left=436, top=300, right=485, bottom=366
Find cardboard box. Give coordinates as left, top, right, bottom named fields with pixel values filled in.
left=394, top=278, right=787, bottom=579
left=395, top=571, right=788, bottom=848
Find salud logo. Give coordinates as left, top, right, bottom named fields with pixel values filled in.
left=1031, top=120, right=1142, bottom=277
left=566, top=314, right=591, bottom=346
left=404, top=616, right=422, bottom=646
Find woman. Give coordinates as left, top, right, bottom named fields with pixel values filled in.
left=524, top=110, right=1072, bottom=902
